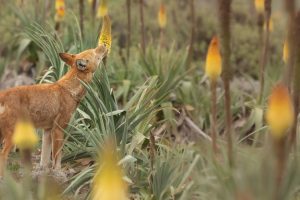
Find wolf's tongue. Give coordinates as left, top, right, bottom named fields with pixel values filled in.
left=98, top=15, right=112, bottom=54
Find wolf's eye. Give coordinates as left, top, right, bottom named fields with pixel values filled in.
left=76, top=59, right=87, bottom=71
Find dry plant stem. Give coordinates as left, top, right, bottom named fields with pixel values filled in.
left=55, top=22, right=60, bottom=34
left=186, top=0, right=195, bottom=69
left=92, top=0, right=97, bottom=25
left=79, top=0, right=85, bottom=39
left=126, top=0, right=131, bottom=61
left=218, top=0, right=233, bottom=166
left=139, top=0, right=146, bottom=55
left=258, top=0, right=272, bottom=104
left=210, top=80, right=218, bottom=154
left=273, top=138, right=287, bottom=200
left=159, top=28, right=164, bottom=49
left=290, top=11, right=300, bottom=149
left=35, top=0, right=39, bottom=20
left=22, top=149, right=32, bottom=169
left=283, top=0, right=295, bottom=87
left=257, top=14, right=264, bottom=45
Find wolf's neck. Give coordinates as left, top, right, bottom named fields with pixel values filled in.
left=56, top=69, right=93, bottom=100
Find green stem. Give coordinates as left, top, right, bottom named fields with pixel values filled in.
left=211, top=80, right=218, bottom=154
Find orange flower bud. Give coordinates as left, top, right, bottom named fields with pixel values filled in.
left=158, top=4, right=167, bottom=29
left=266, top=84, right=294, bottom=139
left=205, top=36, right=222, bottom=82
left=55, top=0, right=65, bottom=22
left=254, top=0, right=264, bottom=14
left=97, top=0, right=108, bottom=18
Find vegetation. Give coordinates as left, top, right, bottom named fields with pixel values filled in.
left=0, top=0, right=300, bottom=199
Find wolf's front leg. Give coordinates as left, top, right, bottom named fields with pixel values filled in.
left=51, top=128, right=64, bottom=170
left=40, top=129, right=52, bottom=169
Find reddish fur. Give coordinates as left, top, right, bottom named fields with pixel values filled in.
left=0, top=45, right=107, bottom=175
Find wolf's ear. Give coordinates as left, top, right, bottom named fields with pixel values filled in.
left=59, top=53, right=75, bottom=66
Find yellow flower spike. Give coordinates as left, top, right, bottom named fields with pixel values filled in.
left=92, top=140, right=128, bottom=200
left=55, top=0, right=65, bottom=22
left=97, top=0, right=108, bottom=18
left=254, top=0, right=264, bottom=14
left=158, top=4, right=167, bottom=29
left=205, top=36, right=222, bottom=82
left=12, top=120, right=38, bottom=150
left=283, top=40, right=289, bottom=64
left=266, top=84, right=294, bottom=139
left=98, top=15, right=112, bottom=53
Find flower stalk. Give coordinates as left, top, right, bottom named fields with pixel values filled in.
left=79, top=0, right=85, bottom=39
left=158, top=3, right=167, bottom=49
left=289, top=11, right=300, bottom=149
left=205, top=36, right=222, bottom=154
left=139, top=0, right=146, bottom=55
left=55, top=0, right=65, bottom=32
left=218, top=0, right=233, bottom=166
left=186, top=0, right=195, bottom=69
left=258, top=0, right=272, bottom=104
left=126, top=0, right=131, bottom=63
left=266, top=84, right=294, bottom=199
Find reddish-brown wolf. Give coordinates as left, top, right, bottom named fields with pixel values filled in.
left=0, top=45, right=108, bottom=175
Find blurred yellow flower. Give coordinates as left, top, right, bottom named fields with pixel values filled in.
left=97, top=0, right=108, bottom=18
left=266, top=84, right=294, bottom=139
left=158, top=4, right=167, bottom=29
left=88, top=0, right=93, bottom=5
left=55, top=0, right=65, bottom=22
left=283, top=40, right=289, bottom=64
left=254, top=0, right=264, bottom=14
left=92, top=141, right=128, bottom=200
left=205, top=36, right=222, bottom=82
left=98, top=15, right=112, bottom=53
left=12, top=120, right=38, bottom=150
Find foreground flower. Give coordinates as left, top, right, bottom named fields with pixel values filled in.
left=55, top=0, right=65, bottom=22
left=98, top=15, right=112, bottom=53
left=13, top=120, right=38, bottom=150
left=97, top=0, right=108, bottom=18
left=205, top=36, right=222, bottom=82
left=92, top=141, right=128, bottom=200
left=266, top=84, right=294, bottom=139
left=254, top=0, right=264, bottom=14
left=283, top=40, right=289, bottom=64
left=158, top=4, right=167, bottom=29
